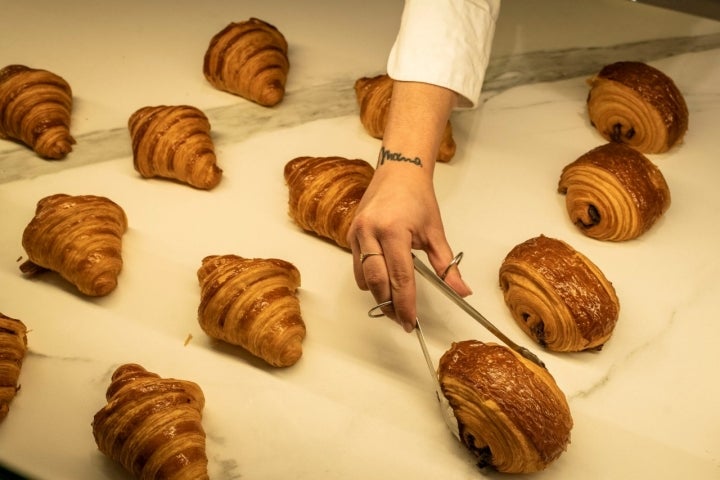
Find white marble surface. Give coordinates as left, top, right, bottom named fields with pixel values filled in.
left=1, top=1, right=720, bottom=479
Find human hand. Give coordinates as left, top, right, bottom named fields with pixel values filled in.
left=347, top=161, right=472, bottom=332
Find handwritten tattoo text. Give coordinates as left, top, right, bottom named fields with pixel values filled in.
left=378, top=146, right=423, bottom=167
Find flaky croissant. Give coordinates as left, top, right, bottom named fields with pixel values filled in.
left=354, top=73, right=456, bottom=162
left=499, top=235, right=620, bottom=352
left=558, top=142, right=671, bottom=241
left=0, top=64, right=75, bottom=159
left=19, top=194, right=128, bottom=296
left=197, top=254, right=305, bottom=367
left=587, top=61, right=688, bottom=153
left=439, top=340, right=573, bottom=473
left=284, top=156, right=374, bottom=249
left=203, top=18, right=289, bottom=107
left=0, top=313, right=28, bottom=423
left=128, top=105, right=222, bottom=189
left=92, top=363, right=208, bottom=480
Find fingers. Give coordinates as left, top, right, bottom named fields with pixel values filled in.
left=351, top=239, right=472, bottom=334
left=349, top=234, right=393, bottom=318
left=350, top=227, right=417, bottom=331
left=383, top=240, right=417, bottom=332
left=426, top=244, right=473, bottom=298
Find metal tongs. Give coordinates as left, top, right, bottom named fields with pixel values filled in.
left=367, top=252, right=545, bottom=441
left=412, top=253, right=546, bottom=369
left=414, top=316, right=460, bottom=440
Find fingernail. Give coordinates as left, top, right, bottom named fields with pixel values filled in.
left=461, top=279, right=473, bottom=296
left=403, top=321, right=414, bottom=333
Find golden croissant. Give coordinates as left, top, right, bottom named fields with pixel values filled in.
left=128, top=105, right=222, bottom=189
left=92, top=363, right=208, bottom=480
left=0, top=64, right=75, bottom=159
left=439, top=340, right=573, bottom=473
left=197, top=254, right=305, bottom=367
left=558, top=142, right=671, bottom=241
left=203, top=18, right=289, bottom=107
left=499, top=235, right=620, bottom=352
left=19, top=193, right=128, bottom=296
left=284, top=156, right=374, bottom=249
left=0, top=313, right=28, bottom=423
left=354, top=73, right=456, bottom=162
left=587, top=61, right=688, bottom=153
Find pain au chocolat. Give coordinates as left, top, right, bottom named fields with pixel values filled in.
left=354, top=73, right=456, bottom=162
left=586, top=61, right=688, bottom=154
left=197, top=254, right=306, bottom=367
left=499, top=235, right=620, bottom=352
left=92, top=363, right=209, bottom=480
left=0, top=313, right=28, bottom=423
left=284, top=156, right=374, bottom=249
left=0, top=64, right=75, bottom=159
left=439, top=340, right=573, bottom=473
left=19, top=194, right=128, bottom=296
left=558, top=142, right=671, bottom=241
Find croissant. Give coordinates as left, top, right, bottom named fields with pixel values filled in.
left=92, top=363, right=208, bottom=480
left=128, top=105, right=222, bottom=189
left=587, top=61, right=688, bottom=153
left=0, top=313, right=28, bottom=423
left=284, top=156, right=374, bottom=249
left=558, top=142, right=671, bottom=241
left=354, top=74, right=456, bottom=162
left=499, top=235, right=620, bottom=352
left=203, top=18, right=289, bottom=107
left=0, top=64, right=75, bottom=159
left=19, top=193, right=128, bottom=296
left=197, top=254, right=305, bottom=367
left=438, top=340, right=573, bottom=473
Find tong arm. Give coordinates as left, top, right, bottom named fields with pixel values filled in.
left=412, top=253, right=546, bottom=369
left=415, top=317, right=460, bottom=441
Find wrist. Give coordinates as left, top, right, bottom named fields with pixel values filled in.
left=373, top=150, right=435, bottom=188
left=377, top=145, right=424, bottom=168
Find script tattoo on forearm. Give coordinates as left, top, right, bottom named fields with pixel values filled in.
left=377, top=146, right=423, bottom=167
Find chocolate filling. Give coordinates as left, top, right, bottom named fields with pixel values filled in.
left=464, top=433, right=494, bottom=469
left=577, top=204, right=601, bottom=228
left=531, top=321, right=547, bottom=347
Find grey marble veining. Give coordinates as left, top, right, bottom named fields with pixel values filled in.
left=568, top=308, right=677, bottom=400
left=1, top=32, right=719, bottom=185
left=481, top=32, right=720, bottom=94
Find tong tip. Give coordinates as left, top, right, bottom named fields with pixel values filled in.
left=519, top=347, right=546, bottom=369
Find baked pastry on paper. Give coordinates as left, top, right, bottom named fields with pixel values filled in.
left=284, top=156, right=374, bottom=249
left=558, top=142, right=671, bottom=241
left=129, top=105, right=222, bottom=189
left=19, top=194, right=128, bottom=296
left=439, top=340, right=573, bottom=473
left=92, top=363, right=209, bottom=480
left=499, top=235, right=620, bottom=352
left=197, top=254, right=305, bottom=367
left=586, top=61, right=688, bottom=154
left=0, top=313, right=28, bottom=423
left=0, top=64, right=75, bottom=159
left=203, top=18, right=289, bottom=107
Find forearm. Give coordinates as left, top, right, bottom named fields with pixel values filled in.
left=375, top=80, right=457, bottom=184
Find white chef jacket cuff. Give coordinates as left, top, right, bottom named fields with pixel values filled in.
left=387, top=0, right=499, bottom=109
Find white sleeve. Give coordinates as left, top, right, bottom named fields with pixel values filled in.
left=387, top=0, right=500, bottom=109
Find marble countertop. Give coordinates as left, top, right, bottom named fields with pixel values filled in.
left=1, top=1, right=719, bottom=479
